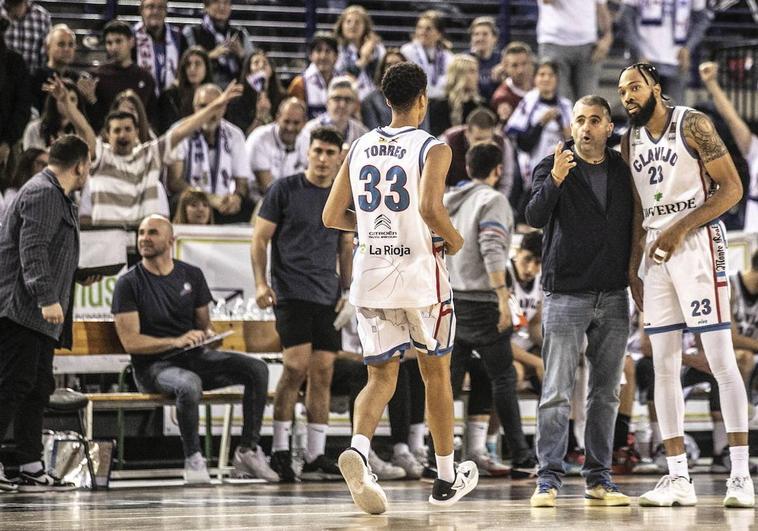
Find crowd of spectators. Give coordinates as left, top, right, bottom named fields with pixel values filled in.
left=0, top=0, right=743, bottom=234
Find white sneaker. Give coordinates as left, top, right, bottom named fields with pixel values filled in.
left=338, top=448, right=388, bottom=515
left=233, top=446, right=280, bottom=482
left=0, top=464, right=17, bottom=492
left=392, top=450, right=424, bottom=479
left=639, top=475, right=697, bottom=507
left=184, top=453, right=211, bottom=484
left=368, top=450, right=406, bottom=480
left=724, top=476, right=755, bottom=508
left=413, top=445, right=430, bottom=467
left=469, top=451, right=510, bottom=477
left=428, top=460, right=479, bottom=506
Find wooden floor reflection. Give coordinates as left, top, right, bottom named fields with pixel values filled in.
left=0, top=475, right=754, bottom=530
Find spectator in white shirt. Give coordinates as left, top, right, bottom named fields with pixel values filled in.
left=245, top=97, right=308, bottom=195
left=400, top=10, right=453, bottom=101
left=618, top=0, right=713, bottom=104
left=167, top=83, right=252, bottom=223
left=536, top=0, right=613, bottom=102
left=300, top=77, right=367, bottom=162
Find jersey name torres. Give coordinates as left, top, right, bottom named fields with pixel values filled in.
left=348, top=126, right=450, bottom=308
left=629, top=106, right=715, bottom=231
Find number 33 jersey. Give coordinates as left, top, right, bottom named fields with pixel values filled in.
left=347, top=126, right=451, bottom=309
left=628, top=106, right=715, bottom=232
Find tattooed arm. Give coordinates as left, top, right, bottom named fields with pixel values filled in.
left=647, top=110, right=742, bottom=262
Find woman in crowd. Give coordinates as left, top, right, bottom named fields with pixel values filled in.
left=23, top=79, right=87, bottom=150
left=173, top=188, right=214, bottom=225
left=226, top=50, right=285, bottom=135
left=505, top=60, right=572, bottom=220
left=360, top=48, right=406, bottom=130
left=429, top=54, right=484, bottom=136
left=157, top=46, right=214, bottom=135
left=109, top=89, right=156, bottom=143
left=400, top=10, right=453, bottom=102
left=333, top=5, right=385, bottom=101
left=2, top=147, right=48, bottom=209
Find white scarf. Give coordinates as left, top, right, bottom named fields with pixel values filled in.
left=410, top=41, right=447, bottom=88
left=201, top=14, right=240, bottom=78
left=184, top=120, right=237, bottom=195
left=505, top=89, right=573, bottom=187
left=303, top=62, right=328, bottom=119
left=640, top=0, right=692, bottom=44
left=134, top=22, right=180, bottom=95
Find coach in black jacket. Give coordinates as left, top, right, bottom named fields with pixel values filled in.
left=0, top=136, right=93, bottom=492
left=524, top=95, right=633, bottom=507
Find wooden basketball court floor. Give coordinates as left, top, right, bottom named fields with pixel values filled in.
left=0, top=475, right=754, bottom=530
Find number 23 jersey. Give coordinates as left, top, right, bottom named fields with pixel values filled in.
left=347, top=126, right=451, bottom=309
left=628, top=106, right=715, bottom=232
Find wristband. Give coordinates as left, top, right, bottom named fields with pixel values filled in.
left=492, top=284, right=507, bottom=291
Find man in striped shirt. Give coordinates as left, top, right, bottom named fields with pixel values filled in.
left=80, top=81, right=244, bottom=227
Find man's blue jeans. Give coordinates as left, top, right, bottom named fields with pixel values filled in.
left=535, top=289, right=629, bottom=488
left=134, top=349, right=269, bottom=457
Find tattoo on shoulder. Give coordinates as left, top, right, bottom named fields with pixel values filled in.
left=683, top=111, right=728, bottom=163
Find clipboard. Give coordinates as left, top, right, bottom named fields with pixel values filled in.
left=161, top=330, right=234, bottom=359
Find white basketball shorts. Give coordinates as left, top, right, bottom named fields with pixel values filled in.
left=355, top=299, right=455, bottom=365
left=640, top=221, right=730, bottom=335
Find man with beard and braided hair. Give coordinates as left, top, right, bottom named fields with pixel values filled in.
left=618, top=63, right=754, bottom=508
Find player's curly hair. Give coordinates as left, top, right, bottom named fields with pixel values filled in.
left=381, top=62, right=427, bottom=113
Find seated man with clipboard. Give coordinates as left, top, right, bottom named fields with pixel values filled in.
left=110, top=215, right=278, bottom=484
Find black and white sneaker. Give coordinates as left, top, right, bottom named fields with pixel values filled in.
left=17, top=470, right=77, bottom=492
left=428, top=460, right=479, bottom=506
left=0, top=464, right=17, bottom=493
left=338, top=447, right=388, bottom=515
left=301, top=454, right=342, bottom=481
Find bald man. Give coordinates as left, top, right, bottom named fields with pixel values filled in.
left=31, top=24, right=81, bottom=113
left=111, top=215, right=278, bottom=484
left=167, top=83, right=253, bottom=223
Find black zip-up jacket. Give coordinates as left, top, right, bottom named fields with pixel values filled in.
left=525, top=143, right=633, bottom=293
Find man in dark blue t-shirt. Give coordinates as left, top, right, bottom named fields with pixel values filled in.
left=251, top=126, right=353, bottom=482
left=111, top=215, right=278, bottom=484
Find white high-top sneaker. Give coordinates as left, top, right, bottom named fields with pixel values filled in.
left=724, top=476, right=755, bottom=508
left=338, top=448, right=388, bottom=515
left=639, top=475, right=697, bottom=507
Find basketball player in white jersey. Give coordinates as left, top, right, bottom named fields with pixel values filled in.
left=323, top=62, right=478, bottom=515
left=618, top=63, right=754, bottom=508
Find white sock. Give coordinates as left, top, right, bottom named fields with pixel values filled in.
left=272, top=420, right=292, bottom=452
left=729, top=445, right=750, bottom=478
left=666, top=453, right=689, bottom=479
left=393, top=442, right=410, bottom=457
left=409, top=423, right=426, bottom=452
left=20, top=461, right=43, bottom=474
left=712, top=420, right=727, bottom=456
left=466, top=421, right=488, bottom=456
left=351, top=434, right=371, bottom=460
left=486, top=434, right=498, bottom=446
left=304, top=423, right=328, bottom=464
left=436, top=452, right=455, bottom=483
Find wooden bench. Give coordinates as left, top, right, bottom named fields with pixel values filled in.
left=55, top=320, right=281, bottom=479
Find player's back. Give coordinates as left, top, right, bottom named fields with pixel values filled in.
left=628, top=105, right=714, bottom=232
left=348, top=126, right=450, bottom=309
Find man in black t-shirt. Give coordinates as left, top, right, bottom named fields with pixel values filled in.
left=111, top=215, right=277, bottom=484
left=251, top=126, right=353, bottom=482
